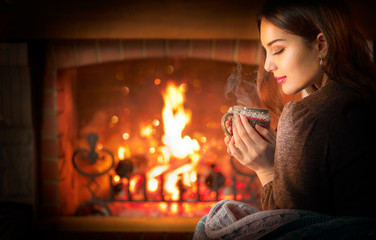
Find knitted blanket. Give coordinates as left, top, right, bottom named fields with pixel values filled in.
left=193, top=200, right=376, bottom=240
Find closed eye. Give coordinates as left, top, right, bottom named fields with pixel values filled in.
left=273, top=48, right=285, bottom=55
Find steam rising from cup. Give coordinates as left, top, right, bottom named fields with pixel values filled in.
left=222, top=64, right=272, bottom=136
left=224, top=63, right=260, bottom=108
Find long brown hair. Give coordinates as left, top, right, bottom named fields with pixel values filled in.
left=256, top=0, right=376, bottom=116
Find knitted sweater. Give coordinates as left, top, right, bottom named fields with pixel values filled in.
left=261, top=79, right=376, bottom=217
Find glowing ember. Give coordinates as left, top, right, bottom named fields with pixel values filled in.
left=129, top=175, right=142, bottom=193
left=140, top=124, right=154, bottom=137
left=117, top=146, right=130, bottom=160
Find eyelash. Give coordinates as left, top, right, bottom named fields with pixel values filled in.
left=273, top=48, right=285, bottom=55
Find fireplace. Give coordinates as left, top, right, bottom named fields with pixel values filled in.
left=34, top=38, right=271, bottom=236
left=64, top=56, right=264, bottom=216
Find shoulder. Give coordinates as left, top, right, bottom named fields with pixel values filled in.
left=281, top=79, right=364, bottom=125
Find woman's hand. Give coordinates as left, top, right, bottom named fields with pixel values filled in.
left=224, top=114, right=276, bottom=186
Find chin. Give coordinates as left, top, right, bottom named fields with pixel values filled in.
left=281, top=86, right=296, bottom=95
left=282, top=84, right=305, bottom=95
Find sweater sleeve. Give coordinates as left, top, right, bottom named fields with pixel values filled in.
left=261, top=100, right=329, bottom=212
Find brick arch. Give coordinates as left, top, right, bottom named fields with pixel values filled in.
left=50, top=39, right=261, bottom=69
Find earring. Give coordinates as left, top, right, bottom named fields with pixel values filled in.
left=319, top=57, right=323, bottom=66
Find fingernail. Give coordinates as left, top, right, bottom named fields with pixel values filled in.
left=234, top=113, right=239, bottom=119
left=256, top=124, right=267, bottom=131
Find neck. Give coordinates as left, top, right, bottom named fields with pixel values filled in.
left=314, top=73, right=328, bottom=89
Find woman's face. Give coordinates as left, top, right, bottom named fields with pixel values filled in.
left=260, top=18, right=323, bottom=95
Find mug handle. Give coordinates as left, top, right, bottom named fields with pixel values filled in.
left=221, top=112, right=233, bottom=136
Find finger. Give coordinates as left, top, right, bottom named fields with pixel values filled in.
left=226, top=136, right=235, bottom=155
left=227, top=138, right=240, bottom=157
left=224, top=136, right=231, bottom=146
left=233, top=114, right=252, bottom=142
left=232, top=119, right=248, bottom=153
left=255, top=124, right=276, bottom=143
left=232, top=149, right=243, bottom=161
left=228, top=136, right=243, bottom=159
left=237, top=114, right=260, bottom=144
left=226, top=136, right=231, bottom=155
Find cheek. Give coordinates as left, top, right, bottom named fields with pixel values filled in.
left=281, top=49, right=320, bottom=94
left=279, top=50, right=302, bottom=77
left=285, top=48, right=310, bottom=72
left=299, top=51, right=319, bottom=74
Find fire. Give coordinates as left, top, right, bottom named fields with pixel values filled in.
left=144, top=82, right=201, bottom=200
left=113, top=82, right=201, bottom=202
left=171, top=202, right=178, bottom=214
left=161, top=83, right=200, bottom=159
left=118, top=147, right=126, bottom=160
left=117, top=146, right=130, bottom=160
left=129, top=175, right=141, bottom=193
left=146, top=165, right=169, bottom=192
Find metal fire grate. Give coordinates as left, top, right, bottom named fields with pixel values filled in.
left=72, top=133, right=259, bottom=216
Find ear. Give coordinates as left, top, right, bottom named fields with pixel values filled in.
left=316, top=32, right=328, bottom=58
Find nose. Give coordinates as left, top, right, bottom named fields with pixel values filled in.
left=264, top=55, right=277, bottom=72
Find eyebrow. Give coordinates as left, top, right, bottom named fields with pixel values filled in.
left=267, top=39, right=286, bottom=47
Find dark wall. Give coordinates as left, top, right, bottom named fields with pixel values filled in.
left=0, top=0, right=375, bottom=40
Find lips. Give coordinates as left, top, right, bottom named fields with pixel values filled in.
left=275, top=76, right=286, bottom=84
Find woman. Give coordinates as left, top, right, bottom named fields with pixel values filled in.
left=194, top=0, right=376, bottom=238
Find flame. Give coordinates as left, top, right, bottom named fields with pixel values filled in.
left=161, top=83, right=200, bottom=160
left=129, top=175, right=141, bottom=193
left=171, top=202, right=178, bottom=214
left=118, top=146, right=130, bottom=160
left=118, top=147, right=126, bottom=160
left=146, top=165, right=169, bottom=192
left=144, top=82, right=201, bottom=200
left=164, top=164, right=193, bottom=200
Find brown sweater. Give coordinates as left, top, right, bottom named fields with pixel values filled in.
left=261, top=79, right=376, bottom=217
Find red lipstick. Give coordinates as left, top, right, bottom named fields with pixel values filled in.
left=275, top=76, right=286, bottom=84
